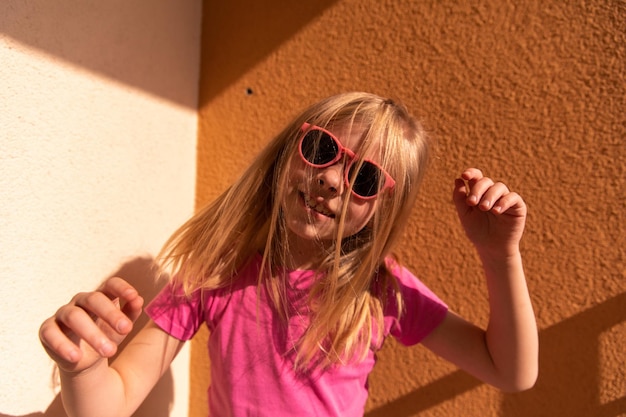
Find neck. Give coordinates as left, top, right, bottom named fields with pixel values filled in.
left=285, top=231, right=329, bottom=270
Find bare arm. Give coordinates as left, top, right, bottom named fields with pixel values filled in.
left=40, top=278, right=184, bottom=417
left=422, top=168, right=538, bottom=392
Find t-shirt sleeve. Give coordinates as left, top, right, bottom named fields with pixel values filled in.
left=387, top=264, right=448, bottom=346
left=145, top=282, right=204, bottom=341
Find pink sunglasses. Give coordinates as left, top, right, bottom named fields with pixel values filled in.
left=298, top=123, right=395, bottom=199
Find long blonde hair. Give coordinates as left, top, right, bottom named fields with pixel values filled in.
left=158, top=92, right=430, bottom=368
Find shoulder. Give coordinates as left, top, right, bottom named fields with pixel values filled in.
left=383, top=257, right=441, bottom=299
left=381, top=257, right=449, bottom=346
left=149, top=254, right=263, bottom=312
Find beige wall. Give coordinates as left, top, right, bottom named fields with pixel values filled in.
left=194, top=0, right=625, bottom=416
left=0, top=2, right=201, bottom=416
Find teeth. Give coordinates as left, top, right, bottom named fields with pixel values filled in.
left=303, top=194, right=334, bottom=217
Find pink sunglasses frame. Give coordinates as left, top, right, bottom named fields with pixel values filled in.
left=298, top=123, right=395, bottom=200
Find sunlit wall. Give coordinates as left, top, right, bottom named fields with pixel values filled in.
left=0, top=2, right=201, bottom=416
left=192, top=1, right=625, bottom=416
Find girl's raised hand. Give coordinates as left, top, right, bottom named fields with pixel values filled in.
left=453, top=168, right=527, bottom=256
left=39, top=277, right=144, bottom=374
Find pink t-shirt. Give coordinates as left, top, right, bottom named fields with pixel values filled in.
left=146, top=255, right=447, bottom=416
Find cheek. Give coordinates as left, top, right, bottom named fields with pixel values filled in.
left=345, top=200, right=377, bottom=233
left=286, top=155, right=309, bottom=186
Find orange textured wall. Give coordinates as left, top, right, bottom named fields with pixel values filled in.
left=192, top=1, right=625, bottom=416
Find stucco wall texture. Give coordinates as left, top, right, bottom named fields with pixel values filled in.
left=0, top=1, right=201, bottom=416
left=193, top=0, right=625, bottom=416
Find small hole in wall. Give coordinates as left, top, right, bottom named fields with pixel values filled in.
left=246, top=88, right=254, bottom=95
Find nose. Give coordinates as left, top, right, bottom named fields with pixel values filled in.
left=315, top=163, right=345, bottom=196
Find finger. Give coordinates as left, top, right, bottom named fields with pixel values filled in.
left=99, top=277, right=139, bottom=304
left=460, top=168, right=484, bottom=183
left=72, top=290, right=135, bottom=336
left=454, top=169, right=483, bottom=203
left=452, top=178, right=470, bottom=210
left=475, top=182, right=510, bottom=211
left=491, top=191, right=526, bottom=215
left=121, top=295, right=144, bottom=323
left=55, top=300, right=119, bottom=357
left=465, top=177, right=496, bottom=206
left=99, top=278, right=144, bottom=330
left=39, top=317, right=84, bottom=364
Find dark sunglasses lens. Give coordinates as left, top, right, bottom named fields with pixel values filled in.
left=349, top=162, right=381, bottom=197
left=301, top=131, right=339, bottom=166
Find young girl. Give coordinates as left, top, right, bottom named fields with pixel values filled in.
left=39, top=92, right=538, bottom=417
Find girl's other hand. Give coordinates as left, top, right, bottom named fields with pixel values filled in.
left=39, top=277, right=144, bottom=374
left=453, top=168, right=527, bottom=256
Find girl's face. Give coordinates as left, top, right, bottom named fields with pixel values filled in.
left=282, top=124, right=380, bottom=250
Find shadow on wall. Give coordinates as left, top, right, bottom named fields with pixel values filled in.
left=0, top=0, right=340, bottom=109
left=0, top=257, right=173, bottom=417
left=199, top=0, right=338, bottom=105
left=366, top=292, right=626, bottom=417
left=0, top=0, right=200, bottom=109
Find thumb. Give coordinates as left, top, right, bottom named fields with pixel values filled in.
left=452, top=178, right=470, bottom=213
left=121, top=294, right=144, bottom=324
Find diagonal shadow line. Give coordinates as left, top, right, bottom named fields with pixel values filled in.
left=499, top=292, right=626, bottom=417
left=0, top=256, right=173, bottom=417
left=198, top=0, right=338, bottom=107
left=365, top=371, right=482, bottom=417
left=598, top=396, right=626, bottom=417
left=0, top=0, right=202, bottom=109
left=0, top=0, right=339, bottom=109
left=366, top=292, right=626, bottom=417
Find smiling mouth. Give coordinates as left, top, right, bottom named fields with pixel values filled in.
left=301, top=192, right=335, bottom=218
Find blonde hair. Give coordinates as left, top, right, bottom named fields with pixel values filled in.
left=158, top=92, right=430, bottom=368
